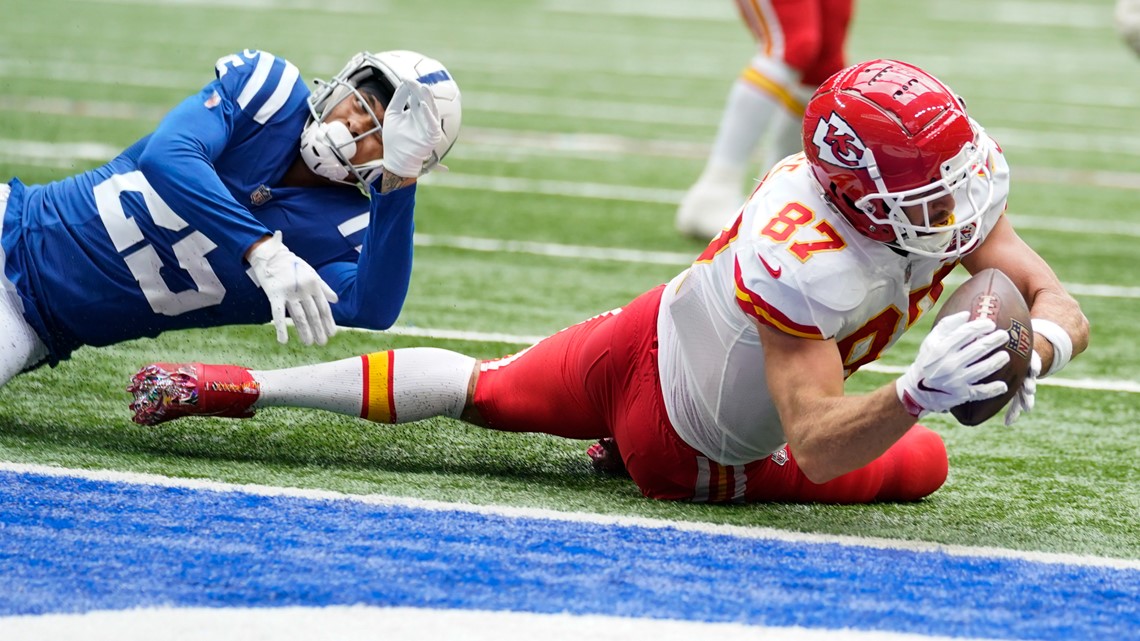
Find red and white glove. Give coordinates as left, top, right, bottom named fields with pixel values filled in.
left=247, top=231, right=339, bottom=346
left=896, top=311, right=1011, bottom=418
left=381, top=79, right=444, bottom=178
left=1004, top=350, right=1041, bottom=426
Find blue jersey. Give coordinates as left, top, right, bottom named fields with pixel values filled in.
left=1, top=50, right=416, bottom=364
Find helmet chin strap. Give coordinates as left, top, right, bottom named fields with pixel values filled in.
left=299, top=120, right=356, bottom=182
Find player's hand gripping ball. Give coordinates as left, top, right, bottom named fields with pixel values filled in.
left=933, top=268, right=1034, bottom=425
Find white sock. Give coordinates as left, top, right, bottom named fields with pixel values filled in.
left=251, top=348, right=476, bottom=423
left=702, top=56, right=799, bottom=178
left=763, top=82, right=817, bottom=167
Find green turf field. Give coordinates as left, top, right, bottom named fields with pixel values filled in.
left=1, top=0, right=1137, bottom=559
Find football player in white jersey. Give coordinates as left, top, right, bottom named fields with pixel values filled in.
left=129, top=60, right=1089, bottom=504
left=0, top=49, right=461, bottom=392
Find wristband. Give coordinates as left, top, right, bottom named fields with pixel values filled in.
left=1031, top=318, right=1072, bottom=377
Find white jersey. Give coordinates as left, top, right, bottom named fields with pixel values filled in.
left=656, top=145, right=1010, bottom=465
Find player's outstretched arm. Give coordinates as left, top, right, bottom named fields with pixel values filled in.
left=316, top=184, right=415, bottom=331
left=758, top=313, right=1009, bottom=484
left=961, top=216, right=1088, bottom=377
left=961, top=216, right=1090, bottom=425
left=315, top=81, right=446, bottom=330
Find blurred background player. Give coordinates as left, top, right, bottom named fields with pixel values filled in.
left=130, top=60, right=1088, bottom=505
left=676, top=0, right=855, bottom=239
left=0, top=49, right=461, bottom=391
left=1117, top=0, right=1140, bottom=55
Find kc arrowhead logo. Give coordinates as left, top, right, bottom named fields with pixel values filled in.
left=812, top=111, right=868, bottom=169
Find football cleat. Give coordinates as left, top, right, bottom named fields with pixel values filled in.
left=674, top=178, right=744, bottom=240
left=128, top=362, right=260, bottom=426
left=587, top=437, right=629, bottom=477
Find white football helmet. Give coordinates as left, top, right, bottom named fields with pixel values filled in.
left=300, top=50, right=462, bottom=188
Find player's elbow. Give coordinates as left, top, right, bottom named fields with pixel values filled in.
left=794, top=451, right=845, bottom=485
left=784, top=434, right=847, bottom=484
left=340, top=307, right=399, bottom=332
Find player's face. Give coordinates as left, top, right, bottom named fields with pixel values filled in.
left=901, top=191, right=956, bottom=231
left=324, top=91, right=385, bottom=165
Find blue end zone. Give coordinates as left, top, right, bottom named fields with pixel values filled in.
left=1, top=469, right=1136, bottom=639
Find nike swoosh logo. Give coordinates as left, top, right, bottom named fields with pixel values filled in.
left=758, top=254, right=782, bottom=279
left=916, top=379, right=948, bottom=395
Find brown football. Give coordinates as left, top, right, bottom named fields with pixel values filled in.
left=932, top=268, right=1034, bottom=426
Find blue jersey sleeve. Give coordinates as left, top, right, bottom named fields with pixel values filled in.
left=136, top=50, right=305, bottom=259
left=318, top=184, right=417, bottom=330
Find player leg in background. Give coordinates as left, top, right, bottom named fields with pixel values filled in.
left=0, top=185, right=50, bottom=389
left=759, top=0, right=853, bottom=172
left=676, top=0, right=838, bottom=240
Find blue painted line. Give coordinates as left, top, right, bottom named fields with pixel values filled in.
left=0, top=469, right=1136, bottom=639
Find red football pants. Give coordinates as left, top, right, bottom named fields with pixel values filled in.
left=736, top=0, right=854, bottom=86
left=473, top=286, right=947, bottom=504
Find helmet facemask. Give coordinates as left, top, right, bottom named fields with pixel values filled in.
left=856, top=136, right=995, bottom=259
left=299, top=58, right=392, bottom=190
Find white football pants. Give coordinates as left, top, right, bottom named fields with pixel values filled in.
left=0, top=184, right=49, bottom=389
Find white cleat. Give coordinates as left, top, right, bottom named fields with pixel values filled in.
left=674, top=180, right=744, bottom=240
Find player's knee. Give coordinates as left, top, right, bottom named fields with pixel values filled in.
left=877, top=425, right=948, bottom=501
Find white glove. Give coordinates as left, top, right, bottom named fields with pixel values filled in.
left=247, top=231, right=339, bottom=346
left=1004, top=350, right=1041, bottom=426
left=896, top=311, right=1011, bottom=418
left=381, top=79, right=444, bottom=178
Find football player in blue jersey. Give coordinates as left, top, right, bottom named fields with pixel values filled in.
left=0, top=49, right=462, bottom=391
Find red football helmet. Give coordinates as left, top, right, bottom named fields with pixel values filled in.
left=801, top=59, right=995, bottom=258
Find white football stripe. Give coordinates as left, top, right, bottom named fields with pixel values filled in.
left=370, top=324, right=1140, bottom=394
left=235, top=52, right=275, bottom=112
left=0, top=605, right=1005, bottom=641
left=252, top=60, right=300, bottom=125
left=412, top=233, right=1140, bottom=299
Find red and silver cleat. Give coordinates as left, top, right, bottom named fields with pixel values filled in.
left=128, top=362, right=260, bottom=426
left=587, top=437, right=628, bottom=477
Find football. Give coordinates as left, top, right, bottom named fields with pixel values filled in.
left=932, top=268, right=1034, bottom=425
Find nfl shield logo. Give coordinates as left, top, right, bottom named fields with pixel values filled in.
left=250, top=185, right=273, bottom=206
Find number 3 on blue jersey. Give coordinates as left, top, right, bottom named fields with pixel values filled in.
left=93, top=171, right=226, bottom=316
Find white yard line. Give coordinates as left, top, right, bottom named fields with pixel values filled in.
left=374, top=324, right=1140, bottom=394
left=2, top=460, right=1138, bottom=570
left=0, top=605, right=1006, bottom=641
left=415, top=233, right=1140, bottom=300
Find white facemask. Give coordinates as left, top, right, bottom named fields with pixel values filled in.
left=299, top=120, right=357, bottom=182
